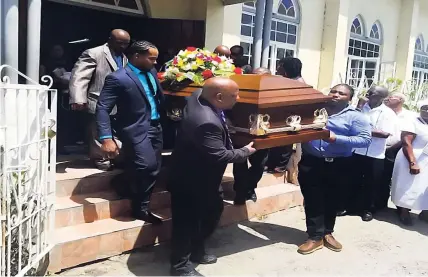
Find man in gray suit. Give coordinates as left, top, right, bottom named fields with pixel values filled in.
left=69, top=29, right=130, bottom=170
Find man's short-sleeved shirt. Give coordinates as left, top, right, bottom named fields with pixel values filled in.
left=354, top=103, right=397, bottom=159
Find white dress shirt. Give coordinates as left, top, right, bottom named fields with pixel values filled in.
left=386, top=108, right=418, bottom=147
left=354, top=103, right=397, bottom=159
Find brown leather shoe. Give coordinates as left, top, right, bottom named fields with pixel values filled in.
left=297, top=239, right=323, bottom=255
left=323, top=234, right=342, bottom=252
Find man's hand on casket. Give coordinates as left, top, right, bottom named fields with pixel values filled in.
left=101, top=138, right=119, bottom=159
left=322, top=131, right=337, bottom=143
left=244, top=142, right=257, bottom=154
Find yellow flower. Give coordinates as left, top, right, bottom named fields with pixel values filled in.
left=196, top=58, right=204, bottom=66
left=178, top=60, right=184, bottom=67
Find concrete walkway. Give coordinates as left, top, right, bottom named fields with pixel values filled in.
left=58, top=205, right=428, bottom=276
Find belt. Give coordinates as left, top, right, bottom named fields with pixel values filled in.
left=150, top=119, right=160, bottom=126
left=303, top=154, right=346, bottom=164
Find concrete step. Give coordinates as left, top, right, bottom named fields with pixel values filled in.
left=55, top=190, right=171, bottom=228
left=56, top=161, right=286, bottom=197
left=56, top=152, right=174, bottom=197
left=54, top=173, right=288, bottom=229
left=49, top=183, right=302, bottom=272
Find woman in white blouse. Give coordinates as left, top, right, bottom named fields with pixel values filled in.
left=391, top=105, right=428, bottom=225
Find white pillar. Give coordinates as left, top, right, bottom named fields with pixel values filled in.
left=27, top=0, right=42, bottom=82
left=3, top=0, right=19, bottom=83
left=395, top=0, right=419, bottom=82
left=251, top=0, right=265, bottom=69
left=317, top=0, right=351, bottom=90
left=261, top=0, right=273, bottom=68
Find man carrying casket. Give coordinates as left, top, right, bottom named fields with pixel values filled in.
left=167, top=77, right=256, bottom=276
left=297, top=84, right=371, bottom=255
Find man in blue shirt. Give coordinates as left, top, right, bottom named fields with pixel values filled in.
left=297, top=84, right=371, bottom=255
left=96, top=41, right=165, bottom=225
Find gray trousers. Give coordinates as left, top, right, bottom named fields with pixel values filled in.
left=88, top=114, right=124, bottom=168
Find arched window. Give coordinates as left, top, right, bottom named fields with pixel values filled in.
left=412, top=35, right=428, bottom=87
left=240, top=0, right=300, bottom=73
left=278, top=0, right=296, bottom=18
left=351, top=17, right=363, bottom=36
left=369, top=23, right=380, bottom=40
left=347, top=16, right=382, bottom=88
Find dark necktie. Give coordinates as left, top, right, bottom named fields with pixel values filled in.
left=143, top=72, right=156, bottom=96
left=219, top=111, right=234, bottom=150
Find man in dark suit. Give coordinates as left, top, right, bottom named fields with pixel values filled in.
left=167, top=77, right=256, bottom=276
left=96, top=41, right=164, bottom=224
left=233, top=67, right=271, bottom=205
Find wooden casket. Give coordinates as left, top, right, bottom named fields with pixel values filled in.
left=163, top=74, right=332, bottom=149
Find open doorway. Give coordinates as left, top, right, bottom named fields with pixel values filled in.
left=40, top=0, right=205, bottom=154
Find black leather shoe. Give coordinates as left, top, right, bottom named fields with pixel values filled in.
left=132, top=210, right=163, bottom=225
left=170, top=268, right=204, bottom=276
left=361, top=211, right=373, bottom=222
left=190, top=254, right=217, bottom=264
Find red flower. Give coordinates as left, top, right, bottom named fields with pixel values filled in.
left=213, top=56, right=222, bottom=63
left=234, top=67, right=243, bottom=74
left=173, top=57, right=178, bottom=65
left=202, top=69, right=214, bottom=79
left=186, top=47, right=197, bottom=51
left=157, top=72, right=164, bottom=79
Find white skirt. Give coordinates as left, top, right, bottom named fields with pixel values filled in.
left=391, top=149, right=428, bottom=210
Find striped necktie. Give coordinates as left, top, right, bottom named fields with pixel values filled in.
left=219, top=111, right=234, bottom=150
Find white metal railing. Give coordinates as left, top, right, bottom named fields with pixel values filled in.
left=0, top=65, right=57, bottom=277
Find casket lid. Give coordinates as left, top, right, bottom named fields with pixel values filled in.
left=163, top=74, right=332, bottom=108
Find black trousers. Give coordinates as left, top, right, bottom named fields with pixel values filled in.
left=351, top=154, right=385, bottom=212
left=124, top=123, right=163, bottom=211
left=298, top=155, right=350, bottom=240
left=170, top=190, right=224, bottom=272
left=376, top=147, right=400, bottom=210
left=233, top=149, right=269, bottom=196
left=266, top=145, right=293, bottom=170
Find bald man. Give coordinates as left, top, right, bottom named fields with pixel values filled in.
left=252, top=67, right=271, bottom=75
left=167, top=78, right=256, bottom=276
left=213, top=45, right=231, bottom=57
left=69, top=29, right=130, bottom=171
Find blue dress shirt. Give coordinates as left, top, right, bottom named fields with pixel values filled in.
left=302, top=105, right=372, bottom=158
left=127, top=63, right=160, bottom=120
left=113, top=54, right=123, bottom=69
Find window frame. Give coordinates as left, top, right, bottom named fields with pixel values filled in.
left=346, top=16, right=383, bottom=87
left=240, top=0, right=300, bottom=73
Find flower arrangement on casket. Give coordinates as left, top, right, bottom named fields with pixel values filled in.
left=159, top=47, right=243, bottom=87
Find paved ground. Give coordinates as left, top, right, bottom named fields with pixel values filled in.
left=58, top=205, right=428, bottom=276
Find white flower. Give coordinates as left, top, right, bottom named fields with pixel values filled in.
left=187, top=53, right=196, bottom=59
